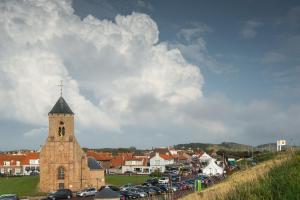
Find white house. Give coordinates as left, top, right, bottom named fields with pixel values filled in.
left=150, top=153, right=174, bottom=172
left=202, top=159, right=224, bottom=176
left=199, top=152, right=212, bottom=163
left=121, top=158, right=150, bottom=174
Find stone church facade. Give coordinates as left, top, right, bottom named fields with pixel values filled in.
left=39, top=97, right=105, bottom=192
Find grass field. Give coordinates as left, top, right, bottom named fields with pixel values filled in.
left=0, top=174, right=149, bottom=197
left=0, top=175, right=43, bottom=197
left=182, top=151, right=299, bottom=200
left=105, top=175, right=149, bottom=186
left=221, top=151, right=300, bottom=200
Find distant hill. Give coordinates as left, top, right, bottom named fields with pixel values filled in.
left=174, top=142, right=253, bottom=152
left=256, top=143, right=277, bottom=151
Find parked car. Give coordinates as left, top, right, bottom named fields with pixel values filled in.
left=0, top=194, right=19, bottom=200
left=99, top=185, right=120, bottom=192
left=120, top=183, right=133, bottom=191
left=145, top=178, right=159, bottom=185
left=157, top=184, right=171, bottom=193
left=30, top=171, right=39, bottom=176
left=120, top=190, right=139, bottom=199
left=158, top=177, right=169, bottom=184
left=171, top=183, right=180, bottom=192
left=148, top=186, right=163, bottom=195
left=47, top=189, right=73, bottom=200
left=76, top=187, right=97, bottom=197
left=127, top=188, right=147, bottom=198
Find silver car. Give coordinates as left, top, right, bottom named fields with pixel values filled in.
left=76, top=188, right=97, bottom=197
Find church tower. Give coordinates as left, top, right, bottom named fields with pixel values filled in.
left=39, top=96, right=105, bottom=192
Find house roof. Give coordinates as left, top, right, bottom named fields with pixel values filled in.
left=87, top=151, right=112, bottom=161
left=49, top=97, right=74, bottom=115
left=110, top=153, right=133, bottom=168
left=0, top=152, right=39, bottom=166
left=159, top=154, right=174, bottom=160
left=88, top=157, right=103, bottom=170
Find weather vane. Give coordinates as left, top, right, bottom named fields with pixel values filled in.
left=57, top=80, right=64, bottom=97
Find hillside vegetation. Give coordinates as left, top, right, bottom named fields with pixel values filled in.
left=174, top=142, right=253, bottom=152
left=221, top=151, right=300, bottom=200
left=182, top=151, right=298, bottom=200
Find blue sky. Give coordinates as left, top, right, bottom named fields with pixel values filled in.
left=0, top=0, right=299, bottom=150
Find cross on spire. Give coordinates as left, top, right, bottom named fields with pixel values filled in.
left=57, top=80, right=64, bottom=97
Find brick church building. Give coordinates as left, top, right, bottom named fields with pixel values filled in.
left=39, top=96, right=105, bottom=192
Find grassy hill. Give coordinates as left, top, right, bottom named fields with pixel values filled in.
left=221, top=151, right=300, bottom=200
left=182, top=151, right=299, bottom=200
left=174, top=142, right=253, bottom=152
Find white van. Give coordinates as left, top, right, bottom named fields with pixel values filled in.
left=158, top=177, right=170, bottom=184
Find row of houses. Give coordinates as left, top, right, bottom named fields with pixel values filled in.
left=87, top=147, right=225, bottom=176
left=0, top=151, right=39, bottom=176
left=0, top=148, right=225, bottom=177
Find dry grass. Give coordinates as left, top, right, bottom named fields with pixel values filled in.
left=181, top=153, right=290, bottom=200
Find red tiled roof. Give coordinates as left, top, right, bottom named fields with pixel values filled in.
left=159, top=154, right=174, bottom=160
left=87, top=151, right=112, bottom=161
left=23, top=152, right=39, bottom=165
left=0, top=152, right=39, bottom=166
left=110, top=153, right=133, bottom=168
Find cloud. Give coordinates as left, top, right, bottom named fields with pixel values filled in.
left=240, top=20, right=263, bottom=39
left=0, top=0, right=299, bottom=149
left=24, top=127, right=48, bottom=137
left=0, top=0, right=203, bottom=138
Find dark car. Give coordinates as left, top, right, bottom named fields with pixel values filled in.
left=148, top=186, right=163, bottom=195
left=120, top=190, right=139, bottom=199
left=47, top=189, right=73, bottom=200
left=145, top=178, right=159, bottom=185
left=156, top=184, right=170, bottom=193
left=99, top=185, right=120, bottom=192
left=0, top=194, right=19, bottom=200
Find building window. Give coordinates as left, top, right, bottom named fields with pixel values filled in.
left=57, top=166, right=65, bottom=180
left=58, top=121, right=65, bottom=137
left=16, top=161, right=20, bottom=166
left=155, top=160, right=160, bottom=165
left=3, top=161, right=10, bottom=166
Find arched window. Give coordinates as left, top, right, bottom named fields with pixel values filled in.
left=58, top=166, right=65, bottom=180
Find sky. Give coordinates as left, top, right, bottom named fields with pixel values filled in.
left=0, top=0, right=299, bottom=150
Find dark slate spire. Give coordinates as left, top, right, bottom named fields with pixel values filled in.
left=49, top=97, right=74, bottom=115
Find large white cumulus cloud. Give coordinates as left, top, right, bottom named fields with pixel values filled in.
left=0, top=0, right=203, bottom=132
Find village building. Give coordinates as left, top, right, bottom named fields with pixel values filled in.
left=149, top=152, right=174, bottom=172
left=0, top=152, right=39, bottom=176
left=39, top=96, right=105, bottom=192
left=121, top=157, right=149, bottom=174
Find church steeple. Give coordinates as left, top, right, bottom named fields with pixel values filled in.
left=49, top=97, right=74, bottom=115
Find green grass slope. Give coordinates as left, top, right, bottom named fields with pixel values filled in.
left=222, top=151, right=300, bottom=200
